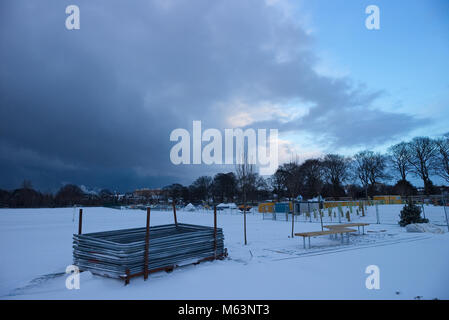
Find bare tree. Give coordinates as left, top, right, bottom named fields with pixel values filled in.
left=21, top=180, right=33, bottom=189
left=275, top=160, right=304, bottom=238
left=190, top=176, right=212, bottom=202
left=387, top=142, right=411, bottom=181
left=407, top=137, right=438, bottom=195
left=435, top=135, right=449, bottom=183
left=300, top=159, right=324, bottom=199
left=235, top=154, right=256, bottom=245
left=276, top=161, right=303, bottom=200
left=211, top=173, right=236, bottom=203
left=353, top=152, right=370, bottom=198
left=322, top=154, right=350, bottom=197
left=269, top=170, right=287, bottom=201
left=353, top=150, right=388, bottom=198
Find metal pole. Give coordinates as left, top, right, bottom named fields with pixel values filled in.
left=144, top=207, right=150, bottom=280
left=244, top=202, right=247, bottom=245
left=443, top=194, right=449, bottom=232
left=172, top=201, right=178, bottom=226
left=375, top=202, right=380, bottom=224
left=78, top=208, right=83, bottom=235
left=291, top=201, right=295, bottom=238
left=319, top=209, right=323, bottom=231
left=361, top=201, right=365, bottom=217
left=421, top=203, right=426, bottom=219
left=307, top=202, right=310, bottom=222
left=214, top=205, right=217, bottom=258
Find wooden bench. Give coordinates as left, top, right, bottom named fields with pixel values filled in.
left=324, top=223, right=370, bottom=234
left=295, top=228, right=357, bottom=249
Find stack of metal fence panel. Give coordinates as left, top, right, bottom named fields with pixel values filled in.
left=73, top=223, right=225, bottom=279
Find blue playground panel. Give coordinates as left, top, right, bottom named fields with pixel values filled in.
left=275, top=202, right=290, bottom=213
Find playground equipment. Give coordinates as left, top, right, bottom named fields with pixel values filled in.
left=275, top=202, right=293, bottom=213
left=324, top=200, right=365, bottom=208
left=373, top=195, right=402, bottom=204
left=258, top=202, right=275, bottom=213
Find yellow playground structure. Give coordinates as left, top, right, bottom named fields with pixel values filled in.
left=258, top=202, right=275, bottom=213
left=258, top=195, right=403, bottom=213
left=323, top=201, right=364, bottom=208
left=321, top=196, right=402, bottom=207
left=372, top=195, right=402, bottom=204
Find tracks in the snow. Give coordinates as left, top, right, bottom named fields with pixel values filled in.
left=3, top=272, right=66, bottom=298
left=268, top=234, right=432, bottom=261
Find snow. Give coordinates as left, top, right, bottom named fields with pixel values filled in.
left=405, top=223, right=445, bottom=234
left=0, top=204, right=448, bottom=300
left=184, top=203, right=196, bottom=211
left=217, top=203, right=237, bottom=209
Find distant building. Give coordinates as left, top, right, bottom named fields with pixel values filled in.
left=133, top=188, right=163, bottom=201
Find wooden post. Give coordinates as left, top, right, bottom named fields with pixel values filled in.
left=243, top=197, right=247, bottom=245
left=214, top=205, right=217, bottom=258
left=291, top=200, right=294, bottom=238
left=144, top=207, right=150, bottom=280
left=172, top=201, right=178, bottom=226
left=125, top=269, right=130, bottom=285
left=78, top=208, right=83, bottom=235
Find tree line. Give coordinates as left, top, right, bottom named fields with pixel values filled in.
left=165, top=135, right=449, bottom=204
left=1, top=135, right=448, bottom=208
left=0, top=182, right=111, bottom=208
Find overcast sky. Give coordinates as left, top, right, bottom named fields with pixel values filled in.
left=1, top=0, right=448, bottom=192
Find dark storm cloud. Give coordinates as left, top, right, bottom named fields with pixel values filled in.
left=0, top=0, right=429, bottom=191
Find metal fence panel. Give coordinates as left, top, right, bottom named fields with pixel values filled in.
left=73, top=223, right=225, bottom=279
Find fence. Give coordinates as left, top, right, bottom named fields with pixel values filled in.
left=74, top=206, right=227, bottom=284
left=215, top=207, right=258, bottom=216
left=262, top=196, right=449, bottom=230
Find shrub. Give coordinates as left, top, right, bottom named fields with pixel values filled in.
left=398, top=201, right=429, bottom=227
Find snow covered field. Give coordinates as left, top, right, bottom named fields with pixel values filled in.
left=1, top=205, right=448, bottom=300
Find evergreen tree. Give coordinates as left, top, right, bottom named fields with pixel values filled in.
left=399, top=201, right=429, bottom=227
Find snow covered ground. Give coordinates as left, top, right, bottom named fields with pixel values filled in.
left=0, top=205, right=448, bottom=300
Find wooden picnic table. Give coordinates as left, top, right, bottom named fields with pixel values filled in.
left=323, top=223, right=370, bottom=234
left=295, top=228, right=357, bottom=249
